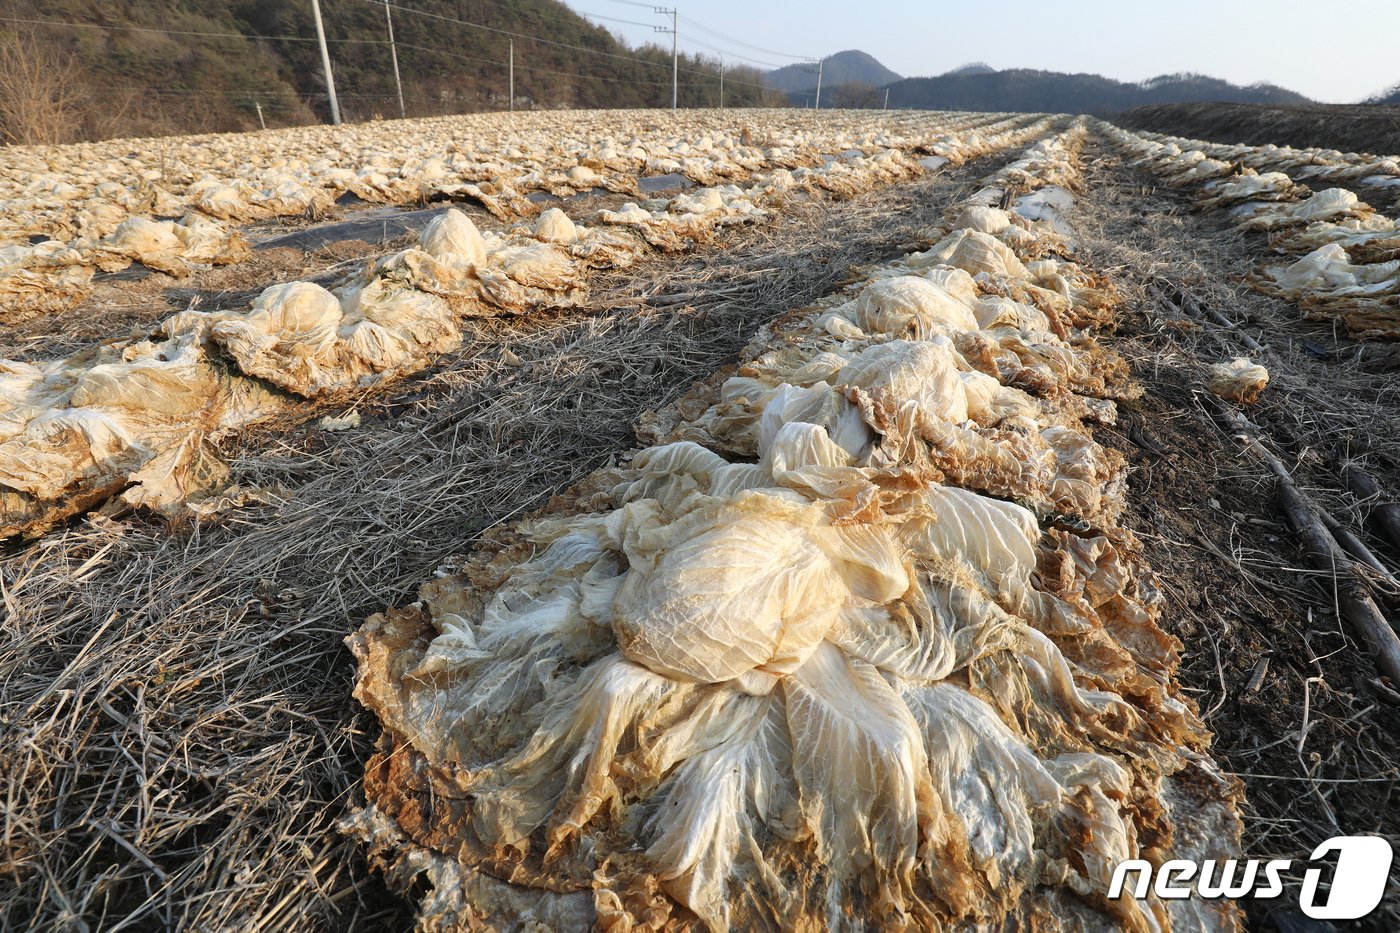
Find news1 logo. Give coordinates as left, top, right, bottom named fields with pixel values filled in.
left=1108, top=836, right=1394, bottom=920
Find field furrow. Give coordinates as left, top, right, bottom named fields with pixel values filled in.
left=1066, top=134, right=1400, bottom=928
left=1101, top=123, right=1400, bottom=340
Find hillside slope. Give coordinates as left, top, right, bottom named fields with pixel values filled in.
left=0, top=0, right=777, bottom=143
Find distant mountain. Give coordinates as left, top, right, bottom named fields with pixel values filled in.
left=946, top=63, right=995, bottom=77
left=765, top=50, right=901, bottom=94
left=883, top=68, right=1311, bottom=114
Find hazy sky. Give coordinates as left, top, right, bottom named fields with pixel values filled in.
left=564, top=0, right=1398, bottom=104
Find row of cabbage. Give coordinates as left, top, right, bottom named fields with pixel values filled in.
left=1133, top=131, right=1400, bottom=207
left=0, top=116, right=1061, bottom=540
left=0, top=112, right=1041, bottom=308
left=1101, top=121, right=1400, bottom=339
left=0, top=111, right=1044, bottom=321
left=2, top=110, right=1034, bottom=235
left=345, top=121, right=1239, bottom=933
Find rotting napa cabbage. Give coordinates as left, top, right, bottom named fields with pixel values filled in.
left=346, top=125, right=1242, bottom=933
left=0, top=130, right=999, bottom=540
left=1206, top=357, right=1270, bottom=404
left=0, top=110, right=1057, bottom=322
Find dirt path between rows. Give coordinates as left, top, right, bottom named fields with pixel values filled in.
left=1073, top=136, right=1400, bottom=932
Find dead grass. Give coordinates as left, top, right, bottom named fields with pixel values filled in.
left=0, top=27, right=87, bottom=146
left=0, top=161, right=999, bottom=931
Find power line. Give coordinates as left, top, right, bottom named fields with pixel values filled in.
left=1, top=28, right=675, bottom=113
left=369, top=0, right=775, bottom=92
left=3, top=5, right=779, bottom=114
left=677, top=14, right=808, bottom=60
left=1, top=6, right=753, bottom=80
left=364, top=0, right=671, bottom=71
left=579, top=9, right=784, bottom=69
left=1, top=4, right=724, bottom=83
left=589, top=3, right=805, bottom=69
left=384, top=28, right=682, bottom=89
left=671, top=33, right=784, bottom=69
left=577, top=11, right=657, bottom=30
left=600, top=0, right=797, bottom=65
left=0, top=14, right=385, bottom=45
left=395, top=42, right=675, bottom=88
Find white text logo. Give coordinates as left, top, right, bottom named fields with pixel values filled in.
left=1108, top=836, right=1393, bottom=920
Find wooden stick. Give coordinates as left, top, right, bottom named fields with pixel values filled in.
left=1341, top=462, right=1400, bottom=555
left=1318, top=509, right=1400, bottom=589
left=1268, top=465, right=1400, bottom=684
left=1246, top=655, right=1271, bottom=694
left=1215, top=403, right=1400, bottom=684
left=1202, top=306, right=1267, bottom=356
left=1179, top=289, right=1268, bottom=355
left=1157, top=280, right=1269, bottom=355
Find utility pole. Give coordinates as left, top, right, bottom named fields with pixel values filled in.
left=883, top=87, right=889, bottom=110
left=654, top=7, right=677, bottom=110
left=805, top=57, right=824, bottom=111
left=509, top=39, right=514, bottom=112
left=255, top=101, right=266, bottom=129
left=310, top=0, right=341, bottom=125
left=718, top=54, right=723, bottom=108
left=383, top=1, right=405, bottom=119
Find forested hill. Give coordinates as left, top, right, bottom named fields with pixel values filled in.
left=1368, top=83, right=1400, bottom=105
left=0, top=0, right=779, bottom=143
left=884, top=68, right=1310, bottom=114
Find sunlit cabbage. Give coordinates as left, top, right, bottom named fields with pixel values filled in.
left=347, top=124, right=1240, bottom=933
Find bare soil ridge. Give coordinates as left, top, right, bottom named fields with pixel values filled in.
left=1121, top=102, right=1400, bottom=158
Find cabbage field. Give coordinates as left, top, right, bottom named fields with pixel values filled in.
left=0, top=109, right=1397, bottom=931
